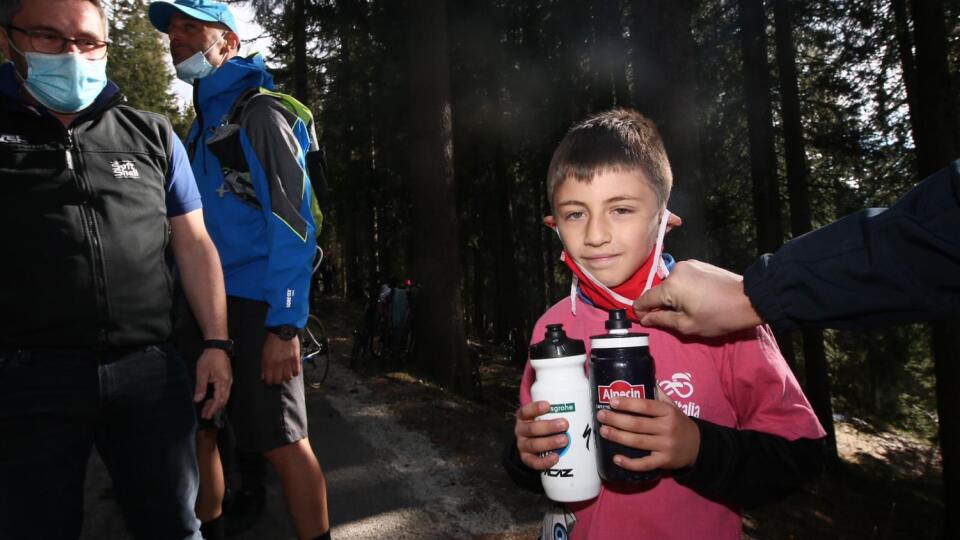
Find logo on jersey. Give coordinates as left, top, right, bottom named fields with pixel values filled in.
left=659, top=372, right=694, bottom=398
left=110, top=160, right=140, bottom=179
left=597, top=380, right=645, bottom=403
left=0, top=134, right=28, bottom=144
left=660, top=372, right=701, bottom=418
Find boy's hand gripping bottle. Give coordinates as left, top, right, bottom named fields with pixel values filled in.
left=590, top=309, right=662, bottom=483
left=529, top=324, right=602, bottom=502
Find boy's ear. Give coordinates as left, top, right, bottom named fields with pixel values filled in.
left=543, top=215, right=557, bottom=229
left=664, top=211, right=682, bottom=233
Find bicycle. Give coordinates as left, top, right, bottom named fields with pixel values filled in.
left=349, top=288, right=388, bottom=370
left=300, top=246, right=331, bottom=388
left=301, top=313, right=330, bottom=388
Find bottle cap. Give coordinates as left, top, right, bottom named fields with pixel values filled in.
left=529, top=324, right=586, bottom=360
left=605, top=309, right=632, bottom=331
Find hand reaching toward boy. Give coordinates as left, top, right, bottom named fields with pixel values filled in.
left=632, top=259, right=762, bottom=337
left=596, top=391, right=701, bottom=471
left=516, top=391, right=701, bottom=473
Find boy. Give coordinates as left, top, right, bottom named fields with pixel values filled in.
left=504, top=109, right=826, bottom=539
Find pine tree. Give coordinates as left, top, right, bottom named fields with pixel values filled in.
left=106, top=0, right=188, bottom=132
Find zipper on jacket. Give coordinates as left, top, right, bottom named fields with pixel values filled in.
left=67, top=126, right=111, bottom=344
left=189, top=80, right=210, bottom=173
left=64, top=132, right=74, bottom=170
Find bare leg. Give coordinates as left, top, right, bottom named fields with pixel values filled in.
left=263, top=438, right=329, bottom=539
left=195, top=429, right=225, bottom=522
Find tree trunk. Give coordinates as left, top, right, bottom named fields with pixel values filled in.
left=592, top=0, right=630, bottom=110
left=908, top=0, right=960, bottom=173
left=493, top=134, right=521, bottom=342
left=933, top=327, right=960, bottom=538
left=293, top=0, right=309, bottom=103
left=629, top=0, right=708, bottom=261
left=896, top=0, right=960, bottom=535
left=405, top=0, right=473, bottom=396
left=737, top=0, right=794, bottom=368
left=737, top=0, right=784, bottom=256
left=772, top=0, right=839, bottom=467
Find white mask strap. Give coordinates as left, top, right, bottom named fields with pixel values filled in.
left=642, top=208, right=671, bottom=294
left=569, top=275, right=578, bottom=316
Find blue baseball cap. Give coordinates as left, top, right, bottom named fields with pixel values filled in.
left=148, top=0, right=240, bottom=35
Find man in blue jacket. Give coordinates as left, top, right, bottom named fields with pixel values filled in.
left=633, top=159, right=960, bottom=335
left=149, top=2, right=329, bottom=539
left=0, top=0, right=232, bottom=538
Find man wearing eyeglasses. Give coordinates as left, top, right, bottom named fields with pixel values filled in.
left=0, top=1, right=232, bottom=539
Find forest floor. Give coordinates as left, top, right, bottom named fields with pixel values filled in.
left=318, top=294, right=945, bottom=539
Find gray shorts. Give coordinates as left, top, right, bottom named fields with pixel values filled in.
left=226, top=296, right=309, bottom=453
left=173, top=293, right=309, bottom=453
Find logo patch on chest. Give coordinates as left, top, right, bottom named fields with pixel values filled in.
left=659, top=372, right=701, bottom=418
left=0, top=133, right=28, bottom=144
left=110, top=160, right=140, bottom=179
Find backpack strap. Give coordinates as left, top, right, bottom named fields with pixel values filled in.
left=227, top=87, right=263, bottom=126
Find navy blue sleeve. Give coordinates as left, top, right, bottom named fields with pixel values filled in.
left=165, top=135, right=203, bottom=217
left=744, top=159, right=960, bottom=331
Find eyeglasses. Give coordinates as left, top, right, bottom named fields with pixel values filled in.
left=7, top=25, right=110, bottom=60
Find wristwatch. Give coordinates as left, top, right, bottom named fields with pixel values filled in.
left=267, top=325, right=300, bottom=341
left=203, top=339, right=234, bottom=355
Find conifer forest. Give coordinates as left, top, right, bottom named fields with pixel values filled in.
left=46, top=0, right=960, bottom=536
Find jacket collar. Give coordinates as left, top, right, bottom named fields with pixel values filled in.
left=0, top=62, right=22, bottom=101
left=194, top=53, right=274, bottom=121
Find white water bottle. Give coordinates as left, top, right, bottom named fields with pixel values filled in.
left=529, top=324, right=602, bottom=502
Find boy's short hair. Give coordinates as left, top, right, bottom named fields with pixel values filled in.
left=547, top=109, right=673, bottom=210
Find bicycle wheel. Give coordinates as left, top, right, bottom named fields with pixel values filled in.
left=300, top=314, right=330, bottom=388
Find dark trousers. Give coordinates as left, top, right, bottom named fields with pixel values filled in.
left=0, top=345, right=201, bottom=540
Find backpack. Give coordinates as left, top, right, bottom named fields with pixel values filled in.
left=206, top=87, right=328, bottom=237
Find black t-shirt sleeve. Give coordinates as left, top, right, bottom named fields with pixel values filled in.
left=673, top=418, right=826, bottom=509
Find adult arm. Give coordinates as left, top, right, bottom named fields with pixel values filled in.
left=166, top=134, right=231, bottom=418
left=745, top=159, right=959, bottom=332
left=170, top=209, right=232, bottom=417
left=240, top=97, right=316, bottom=384
left=636, top=159, right=960, bottom=335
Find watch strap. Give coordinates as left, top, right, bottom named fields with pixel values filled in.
left=202, top=339, right=234, bottom=355
left=267, top=325, right=299, bottom=341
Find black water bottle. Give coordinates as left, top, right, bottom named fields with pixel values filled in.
left=589, top=309, right=662, bottom=483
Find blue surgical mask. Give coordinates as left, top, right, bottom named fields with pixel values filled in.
left=12, top=46, right=107, bottom=113
left=175, top=34, right=225, bottom=84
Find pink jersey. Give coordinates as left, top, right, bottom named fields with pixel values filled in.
left=520, top=299, right=825, bottom=539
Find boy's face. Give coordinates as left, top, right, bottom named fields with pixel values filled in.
left=546, top=169, right=661, bottom=288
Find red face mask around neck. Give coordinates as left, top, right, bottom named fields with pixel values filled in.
left=561, top=248, right=664, bottom=321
